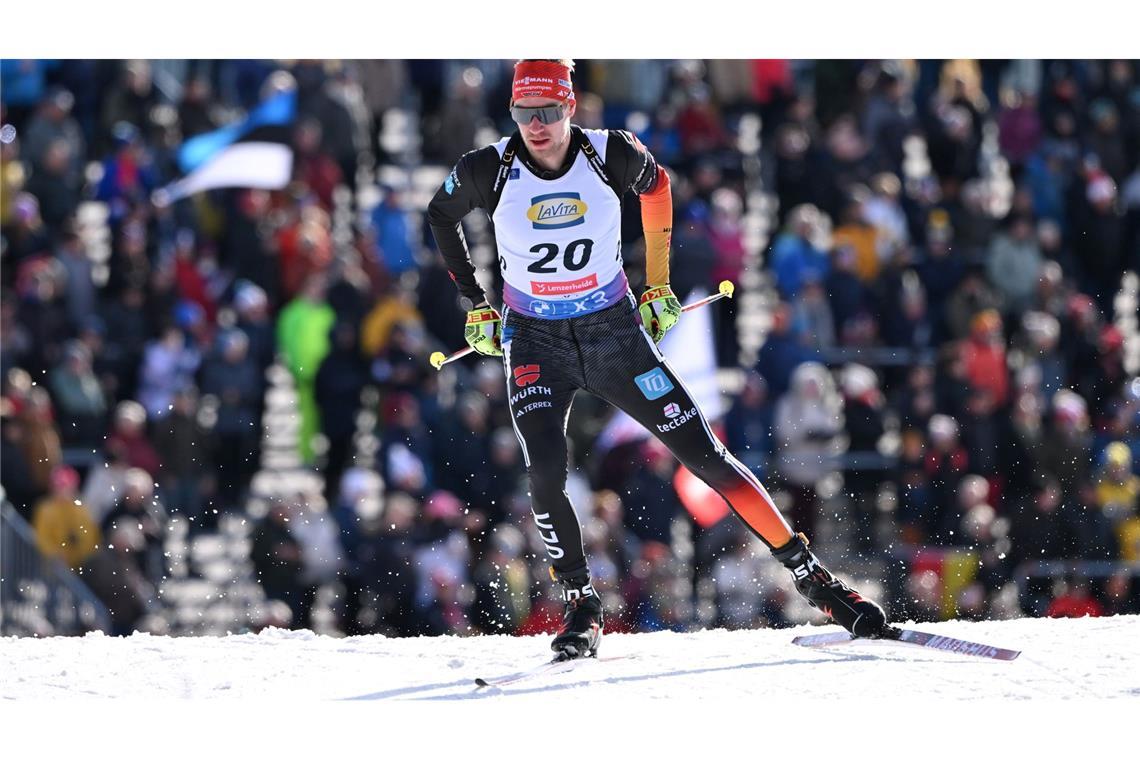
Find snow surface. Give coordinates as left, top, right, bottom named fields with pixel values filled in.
left=3, top=616, right=1138, bottom=701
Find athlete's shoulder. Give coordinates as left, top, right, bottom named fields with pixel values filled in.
left=488, top=136, right=514, bottom=159
left=429, top=144, right=503, bottom=218
left=606, top=128, right=649, bottom=156
left=602, top=129, right=656, bottom=194
left=579, top=127, right=611, bottom=143
left=462, top=143, right=505, bottom=175
left=439, top=143, right=502, bottom=205
left=572, top=127, right=613, bottom=158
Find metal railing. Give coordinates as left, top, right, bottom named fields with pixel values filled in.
left=0, top=502, right=112, bottom=636
left=818, top=346, right=936, bottom=368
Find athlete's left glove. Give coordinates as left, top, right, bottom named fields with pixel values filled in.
left=465, top=305, right=503, bottom=357
left=638, top=284, right=682, bottom=342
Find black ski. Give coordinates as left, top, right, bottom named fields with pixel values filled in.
left=792, top=626, right=1020, bottom=661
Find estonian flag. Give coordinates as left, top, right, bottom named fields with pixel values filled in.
left=155, top=89, right=296, bottom=205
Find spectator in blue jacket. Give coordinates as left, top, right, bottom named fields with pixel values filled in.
left=95, top=122, right=159, bottom=224
left=768, top=203, right=830, bottom=301
left=368, top=185, right=415, bottom=277
left=754, top=302, right=821, bottom=400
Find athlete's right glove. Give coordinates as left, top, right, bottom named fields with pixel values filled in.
left=464, top=305, right=503, bottom=357
left=638, top=284, right=682, bottom=342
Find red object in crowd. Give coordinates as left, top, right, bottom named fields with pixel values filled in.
left=515, top=599, right=563, bottom=637
left=295, top=154, right=342, bottom=211
left=106, top=429, right=162, bottom=478
left=708, top=222, right=747, bottom=286
left=112, top=154, right=141, bottom=196
left=961, top=339, right=1009, bottom=407
left=1045, top=594, right=1104, bottom=619
left=50, top=465, right=80, bottom=492
left=673, top=464, right=731, bottom=529
left=174, top=256, right=217, bottom=323
left=275, top=218, right=333, bottom=300
left=924, top=446, right=969, bottom=478
left=751, top=60, right=794, bottom=104
left=676, top=102, right=729, bottom=157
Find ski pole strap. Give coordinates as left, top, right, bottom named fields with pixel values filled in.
left=574, top=125, right=622, bottom=200
left=489, top=132, right=524, bottom=214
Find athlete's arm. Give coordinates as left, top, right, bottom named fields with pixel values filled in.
left=605, top=130, right=672, bottom=286
left=427, top=145, right=501, bottom=306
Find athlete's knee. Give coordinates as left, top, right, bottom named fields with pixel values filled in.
left=671, top=444, right=738, bottom=490
left=526, top=456, right=570, bottom=504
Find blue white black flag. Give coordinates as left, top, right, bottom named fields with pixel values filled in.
left=155, top=89, right=296, bottom=205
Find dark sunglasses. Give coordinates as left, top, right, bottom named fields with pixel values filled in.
left=510, top=103, right=567, bottom=125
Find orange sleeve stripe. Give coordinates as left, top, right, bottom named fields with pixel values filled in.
left=640, top=167, right=672, bottom=286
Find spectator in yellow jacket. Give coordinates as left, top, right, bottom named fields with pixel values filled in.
left=33, top=465, right=100, bottom=569
left=360, top=287, right=422, bottom=358
left=1095, top=442, right=1140, bottom=523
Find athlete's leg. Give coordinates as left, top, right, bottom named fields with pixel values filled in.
left=580, top=303, right=793, bottom=549
left=579, top=300, right=888, bottom=638
left=503, top=315, right=603, bottom=657
left=502, top=326, right=588, bottom=578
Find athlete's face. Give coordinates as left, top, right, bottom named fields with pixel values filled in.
left=514, top=96, right=575, bottom=167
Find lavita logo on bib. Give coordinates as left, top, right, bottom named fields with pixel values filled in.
left=527, top=192, right=587, bottom=230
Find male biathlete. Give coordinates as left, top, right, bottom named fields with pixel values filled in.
left=428, top=59, right=889, bottom=658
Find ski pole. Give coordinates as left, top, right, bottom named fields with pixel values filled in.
left=429, top=280, right=736, bottom=371
left=430, top=345, right=475, bottom=370
left=680, top=279, right=735, bottom=313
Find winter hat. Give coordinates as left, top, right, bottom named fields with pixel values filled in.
left=424, top=490, right=462, bottom=521
left=841, top=364, right=877, bottom=398
left=50, top=465, right=80, bottom=492
left=928, top=414, right=959, bottom=443
left=1086, top=174, right=1117, bottom=205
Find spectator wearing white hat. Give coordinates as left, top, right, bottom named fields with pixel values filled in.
left=841, top=364, right=885, bottom=554
left=924, top=414, right=970, bottom=544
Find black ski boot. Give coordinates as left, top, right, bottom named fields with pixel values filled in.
left=550, top=567, right=603, bottom=659
left=773, top=533, right=890, bottom=639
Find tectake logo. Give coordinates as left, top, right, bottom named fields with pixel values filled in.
left=656, top=406, right=697, bottom=433
left=513, top=364, right=541, bottom=387
left=527, top=192, right=587, bottom=230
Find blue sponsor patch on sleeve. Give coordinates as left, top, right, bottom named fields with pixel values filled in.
left=634, top=367, right=674, bottom=400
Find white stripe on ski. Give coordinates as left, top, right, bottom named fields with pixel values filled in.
left=474, top=654, right=636, bottom=689
left=791, top=628, right=1021, bottom=661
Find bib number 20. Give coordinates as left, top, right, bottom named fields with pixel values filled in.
left=527, top=239, right=593, bottom=273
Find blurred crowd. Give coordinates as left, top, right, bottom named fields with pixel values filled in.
left=1, top=59, right=1139, bottom=638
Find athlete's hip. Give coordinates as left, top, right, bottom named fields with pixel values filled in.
left=502, top=293, right=660, bottom=392
left=504, top=290, right=636, bottom=331
left=501, top=270, right=631, bottom=320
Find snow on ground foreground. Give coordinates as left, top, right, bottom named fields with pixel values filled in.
left=3, top=615, right=1138, bottom=701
